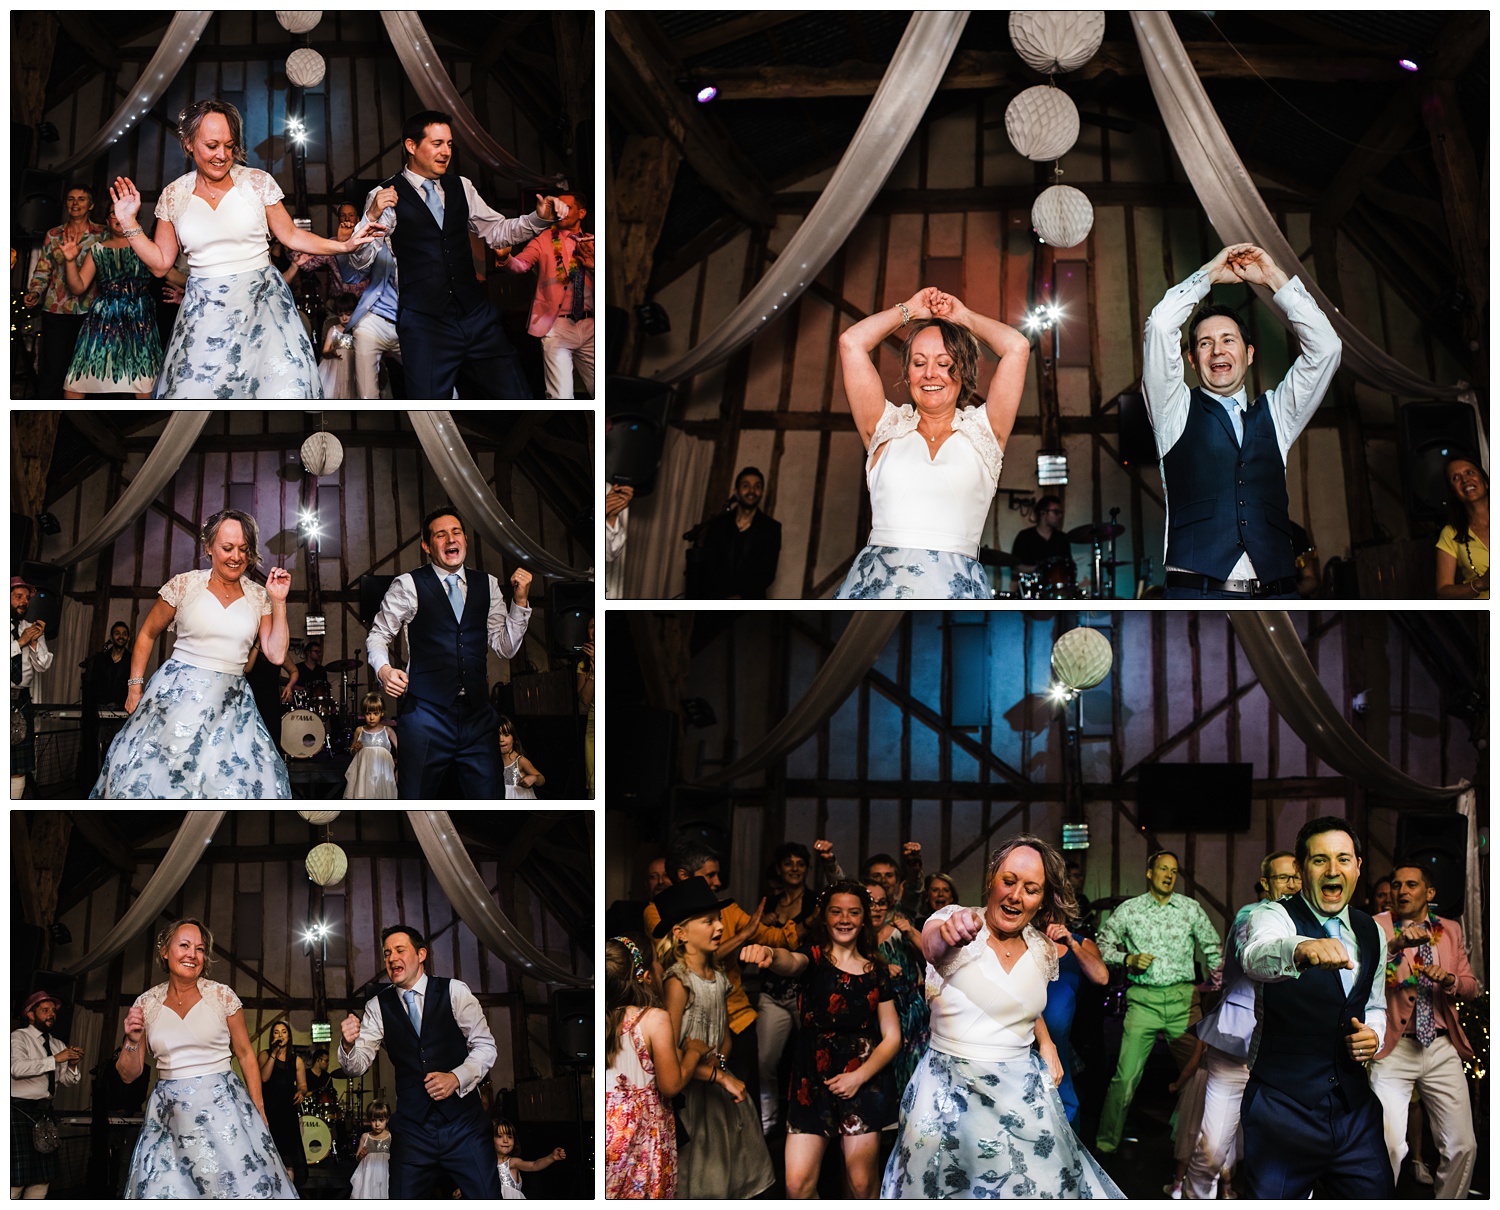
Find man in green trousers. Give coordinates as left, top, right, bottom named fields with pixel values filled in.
left=1094, top=850, right=1224, bottom=1153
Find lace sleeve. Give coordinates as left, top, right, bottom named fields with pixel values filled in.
left=243, top=578, right=272, bottom=618
left=951, top=405, right=1004, bottom=486
left=154, top=174, right=194, bottom=224
left=159, top=570, right=204, bottom=609
left=135, top=984, right=166, bottom=1035
left=1025, top=925, right=1060, bottom=983
left=865, top=400, right=919, bottom=471
left=238, top=167, right=285, bottom=208
left=204, top=980, right=243, bottom=1021
left=929, top=905, right=989, bottom=979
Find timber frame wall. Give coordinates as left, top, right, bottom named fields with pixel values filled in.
left=630, top=91, right=1471, bottom=599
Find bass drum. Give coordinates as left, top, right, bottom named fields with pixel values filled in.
left=280, top=709, right=326, bottom=758
left=313, top=1087, right=343, bottom=1123
left=301, top=1114, right=333, bottom=1164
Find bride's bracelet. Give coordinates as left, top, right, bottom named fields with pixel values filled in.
left=122, top=226, right=144, bottom=239
left=896, top=302, right=912, bottom=326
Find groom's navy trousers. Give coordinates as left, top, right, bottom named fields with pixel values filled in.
left=396, top=692, right=498, bottom=799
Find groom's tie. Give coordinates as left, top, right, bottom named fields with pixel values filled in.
left=445, top=573, right=464, bottom=622
left=403, top=988, right=421, bottom=1033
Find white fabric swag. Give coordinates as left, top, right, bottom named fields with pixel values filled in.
left=621, top=428, right=716, bottom=600
left=56, top=812, right=226, bottom=977
left=653, top=11, right=970, bottom=385
left=703, top=611, right=905, bottom=786
left=1229, top=611, right=1464, bottom=802
left=1131, top=12, right=1471, bottom=406
left=1456, top=786, right=1485, bottom=977
left=381, top=12, right=559, bottom=190
left=407, top=411, right=590, bottom=583
left=407, top=811, right=590, bottom=987
left=45, top=12, right=213, bottom=177
left=49, top=412, right=210, bottom=568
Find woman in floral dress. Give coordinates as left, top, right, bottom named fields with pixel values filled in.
left=864, top=878, right=930, bottom=1097
left=881, top=837, right=1123, bottom=1199
left=740, top=880, right=901, bottom=1198
left=60, top=208, right=162, bottom=396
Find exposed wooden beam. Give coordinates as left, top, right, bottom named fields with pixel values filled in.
left=68, top=813, right=137, bottom=877
left=773, top=182, right=1313, bottom=215
left=685, top=43, right=1411, bottom=101
left=785, top=776, right=1351, bottom=800
left=55, top=13, right=121, bottom=73
left=607, top=12, right=773, bottom=229
left=670, top=12, right=807, bottom=60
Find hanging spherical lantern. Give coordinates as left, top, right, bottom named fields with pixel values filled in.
left=286, top=48, right=327, bottom=89
left=1008, top=11, right=1107, bottom=75
left=275, top=10, right=323, bottom=35
left=1005, top=85, right=1081, bottom=162
left=1031, top=185, right=1094, bottom=249
left=299, top=431, right=343, bottom=476
left=297, top=810, right=340, bottom=825
left=1051, top=626, right=1113, bottom=692
left=306, top=842, right=348, bottom=887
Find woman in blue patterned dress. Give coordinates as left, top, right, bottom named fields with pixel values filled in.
left=107, top=99, right=383, bottom=398
left=835, top=288, right=1031, bottom=599
left=863, top=878, right=930, bottom=1097
left=59, top=208, right=162, bottom=396
left=882, top=837, right=1124, bottom=1199
left=116, top=919, right=296, bottom=1198
left=91, top=509, right=293, bottom=799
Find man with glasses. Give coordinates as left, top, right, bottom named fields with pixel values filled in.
left=1011, top=494, right=1073, bottom=576
left=1094, top=850, right=1224, bottom=1153
left=1179, top=851, right=1302, bottom=1198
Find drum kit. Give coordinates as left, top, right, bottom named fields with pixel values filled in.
left=299, top=1073, right=375, bottom=1165
left=983, top=510, right=1130, bottom=600
left=280, top=656, right=368, bottom=759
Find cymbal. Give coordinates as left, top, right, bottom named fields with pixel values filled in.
left=976, top=546, right=1018, bottom=568
left=327, top=1068, right=358, bottom=1080
left=1066, top=522, right=1125, bottom=543
left=323, top=657, right=365, bottom=672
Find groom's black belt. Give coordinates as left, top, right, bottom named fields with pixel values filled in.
left=1166, top=571, right=1298, bottom=597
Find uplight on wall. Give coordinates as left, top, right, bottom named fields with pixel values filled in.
left=1037, top=452, right=1069, bottom=486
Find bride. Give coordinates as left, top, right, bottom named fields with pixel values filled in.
left=835, top=288, right=1030, bottom=599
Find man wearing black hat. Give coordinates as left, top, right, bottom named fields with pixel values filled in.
left=11, top=990, right=83, bottom=1199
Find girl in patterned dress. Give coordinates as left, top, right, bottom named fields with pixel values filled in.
left=60, top=208, right=162, bottom=396
left=107, top=99, right=383, bottom=399
left=739, top=879, right=902, bottom=1198
left=492, top=1119, right=566, bottom=1199
left=344, top=691, right=398, bottom=799
left=604, top=937, right=707, bottom=1199
left=349, top=1101, right=392, bottom=1199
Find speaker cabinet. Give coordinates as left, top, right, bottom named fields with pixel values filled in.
left=1396, top=403, right=1482, bottom=524
left=1394, top=811, right=1469, bottom=916
left=605, top=376, right=674, bottom=494
left=548, top=581, right=593, bottom=659
left=358, top=575, right=396, bottom=626
left=551, top=988, right=592, bottom=1065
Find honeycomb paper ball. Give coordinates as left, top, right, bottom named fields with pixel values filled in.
left=1005, top=85, right=1081, bottom=162
left=1032, top=185, right=1094, bottom=249
left=276, top=10, right=323, bottom=34
left=297, top=810, right=341, bottom=824
left=1009, top=11, right=1107, bottom=75
left=306, top=842, right=348, bottom=887
left=1051, top=626, right=1114, bottom=691
left=300, top=431, right=343, bottom=476
left=286, top=48, right=327, bottom=89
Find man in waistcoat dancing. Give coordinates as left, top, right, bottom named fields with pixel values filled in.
left=367, top=507, right=531, bottom=798
left=349, top=110, right=568, bottom=398
left=1143, top=243, right=1341, bottom=599
left=338, top=925, right=500, bottom=1198
left=1237, top=816, right=1394, bottom=1198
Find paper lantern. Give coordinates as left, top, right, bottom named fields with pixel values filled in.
left=1005, top=85, right=1080, bottom=162
left=1009, top=11, right=1107, bottom=75
left=286, top=48, right=327, bottom=89
left=297, top=810, right=340, bottom=824
left=306, top=842, right=348, bottom=887
left=1051, top=627, right=1113, bottom=692
left=275, top=10, right=323, bottom=34
left=300, top=431, right=343, bottom=476
left=1031, top=185, right=1094, bottom=249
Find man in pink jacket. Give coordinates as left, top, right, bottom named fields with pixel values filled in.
left=1369, top=863, right=1479, bottom=1198
left=497, top=192, right=594, bottom=398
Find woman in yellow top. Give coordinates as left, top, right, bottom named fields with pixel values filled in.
left=1435, top=454, right=1488, bottom=599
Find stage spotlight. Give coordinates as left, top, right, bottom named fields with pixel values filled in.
left=695, top=85, right=719, bottom=103
left=1398, top=58, right=1418, bottom=72
left=37, top=512, right=61, bottom=536
left=36, top=122, right=60, bottom=143
left=635, top=301, right=672, bottom=336
left=1048, top=682, right=1077, bottom=705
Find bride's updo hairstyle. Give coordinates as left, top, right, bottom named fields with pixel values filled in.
left=177, top=99, right=249, bottom=169
left=898, top=318, right=982, bottom=407
left=201, top=509, right=264, bottom=569
left=982, top=836, right=1078, bottom=931
left=155, top=918, right=217, bottom=974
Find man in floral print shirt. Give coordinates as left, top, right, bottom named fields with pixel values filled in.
left=1093, top=849, right=1223, bottom=1153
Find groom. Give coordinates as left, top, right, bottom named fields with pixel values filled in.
left=366, top=507, right=531, bottom=798
left=338, top=925, right=500, bottom=1198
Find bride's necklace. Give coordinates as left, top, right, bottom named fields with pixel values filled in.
left=209, top=571, right=238, bottom=600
